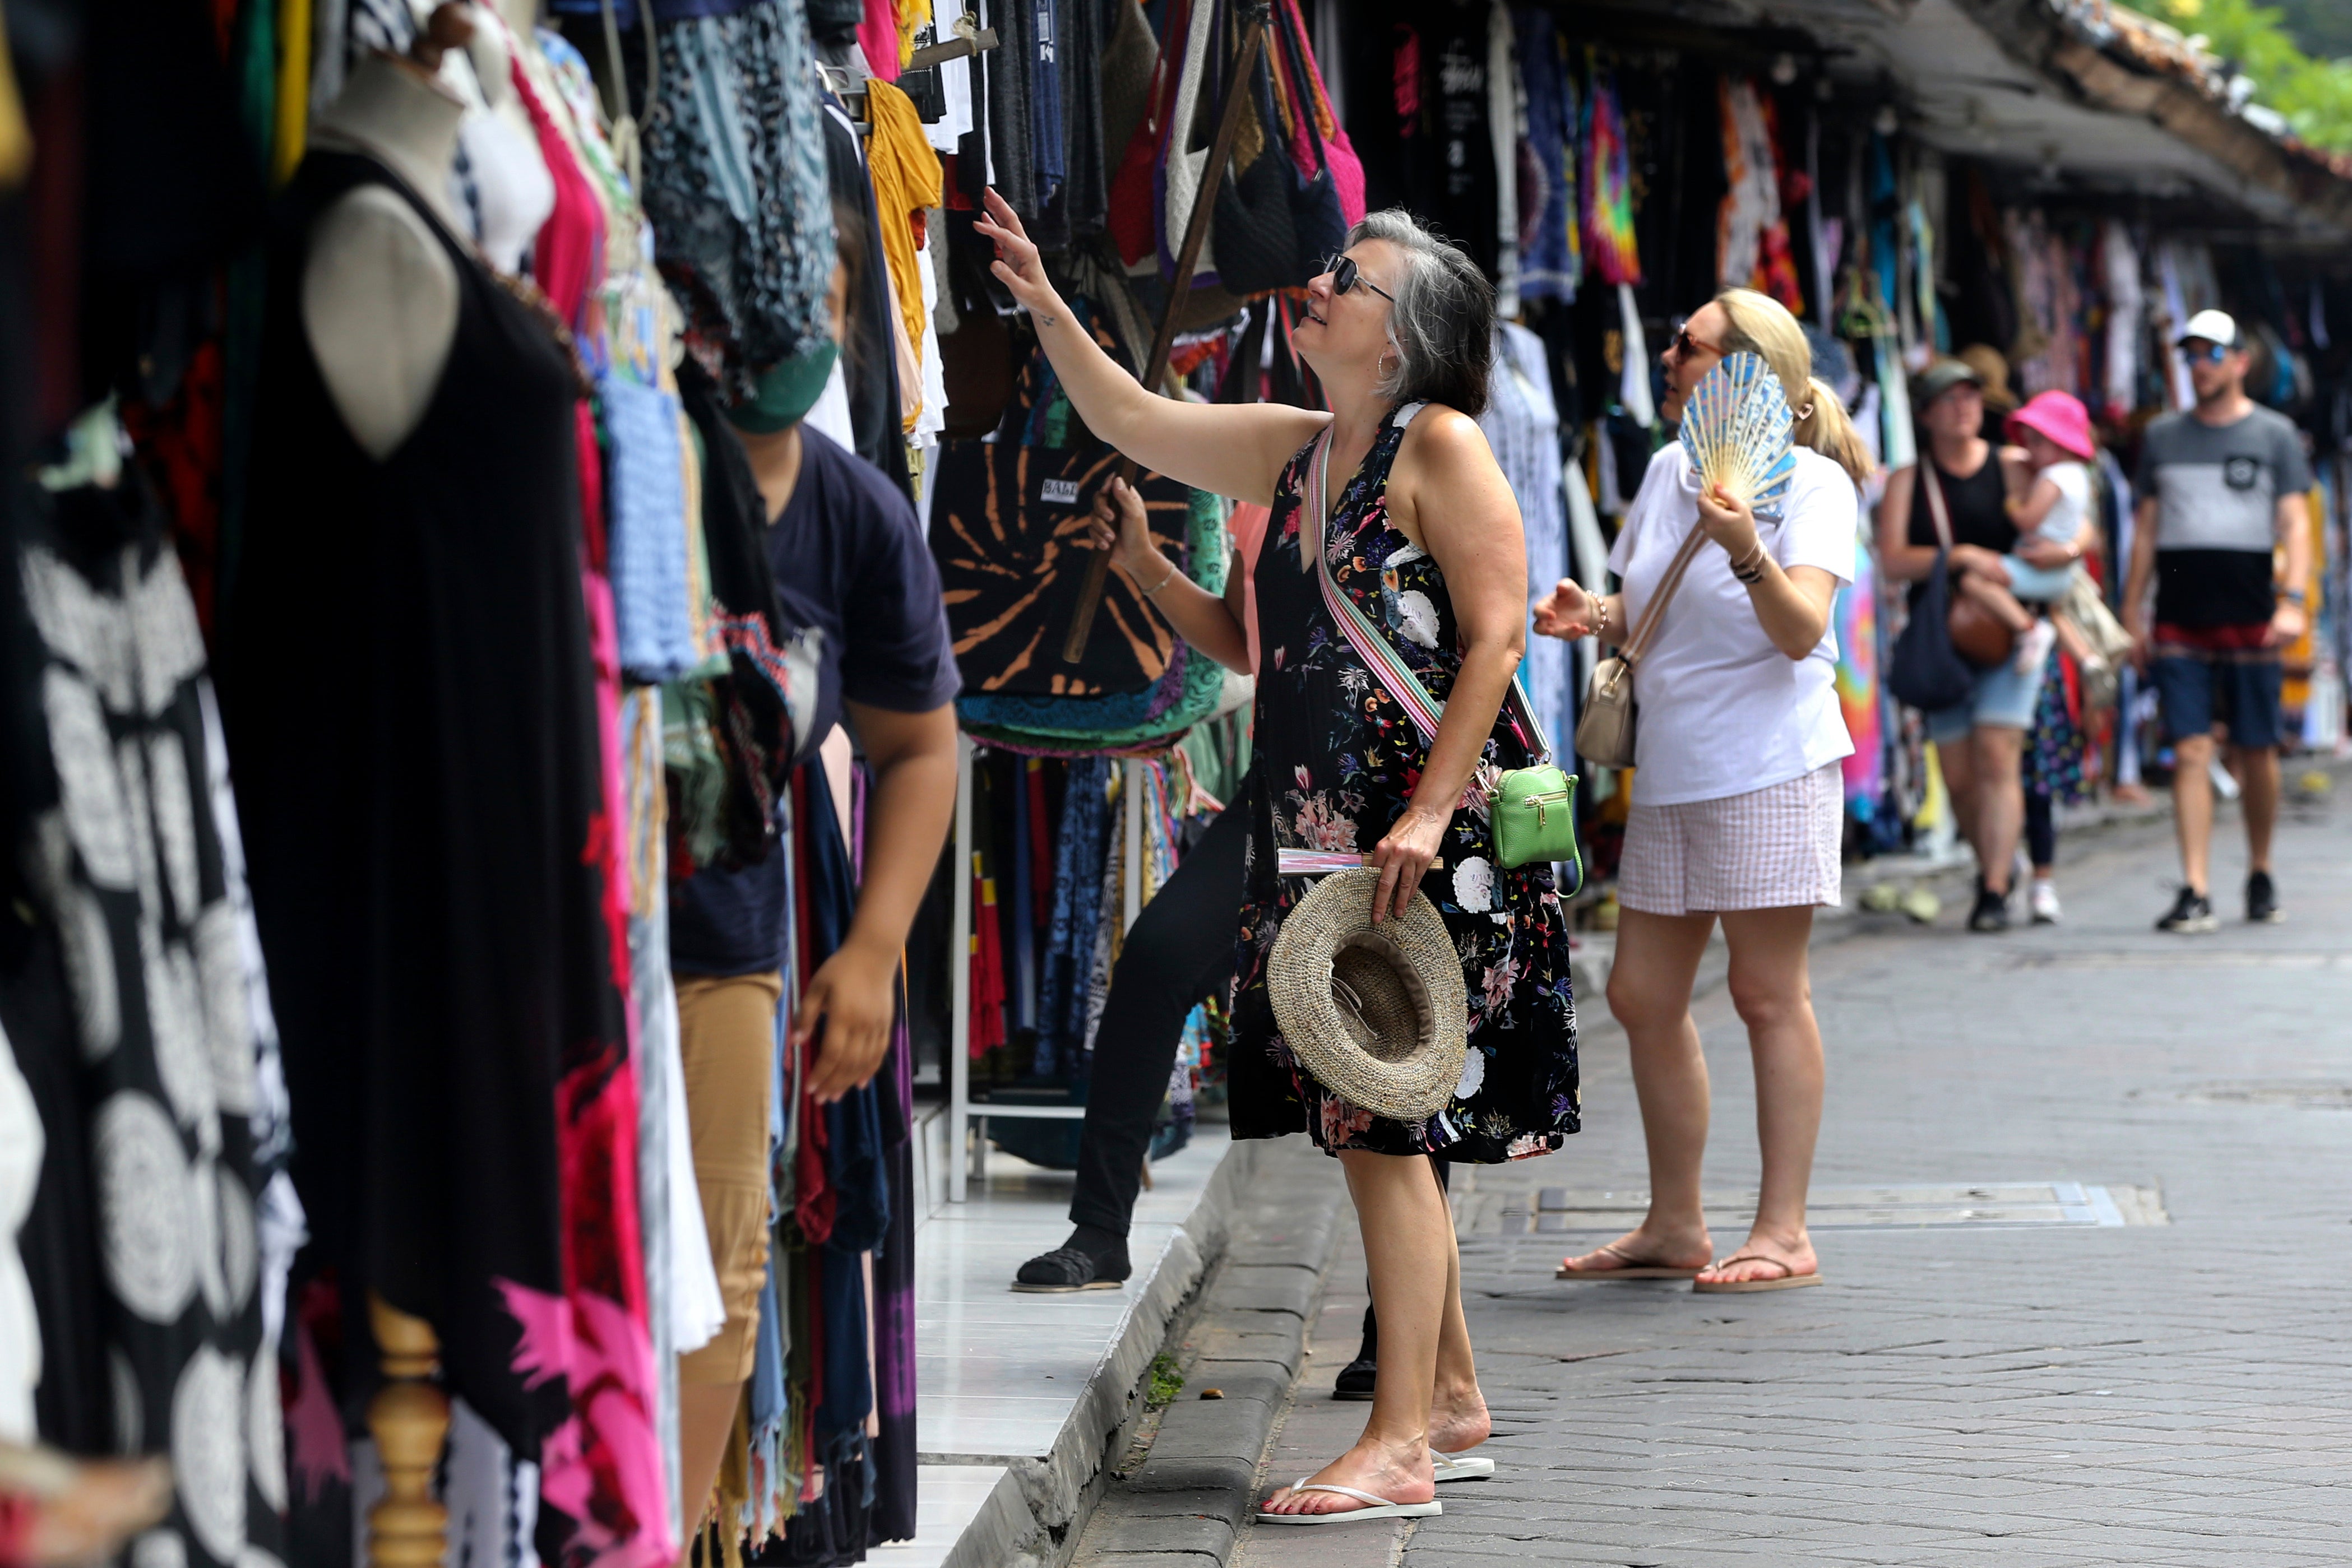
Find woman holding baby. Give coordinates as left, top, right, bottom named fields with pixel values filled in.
left=1877, top=358, right=2102, bottom=933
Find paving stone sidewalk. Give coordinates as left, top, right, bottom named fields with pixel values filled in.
left=1403, top=786, right=2352, bottom=1565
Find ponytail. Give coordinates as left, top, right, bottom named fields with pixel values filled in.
left=1712, top=289, right=1876, bottom=488
left=1794, top=376, right=1875, bottom=487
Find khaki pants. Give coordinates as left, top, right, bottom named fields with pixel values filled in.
left=675, top=971, right=781, bottom=1385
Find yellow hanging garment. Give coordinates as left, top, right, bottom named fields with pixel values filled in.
left=860, top=77, right=943, bottom=428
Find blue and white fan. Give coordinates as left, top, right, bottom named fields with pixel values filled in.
left=1678, top=351, right=1798, bottom=521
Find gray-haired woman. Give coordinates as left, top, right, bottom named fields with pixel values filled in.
left=977, top=193, right=1580, bottom=1524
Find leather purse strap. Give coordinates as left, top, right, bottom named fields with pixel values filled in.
left=1617, top=513, right=1711, bottom=669
left=1918, top=458, right=1956, bottom=552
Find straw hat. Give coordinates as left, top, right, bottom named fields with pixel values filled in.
left=1268, top=868, right=1467, bottom=1122
left=1955, top=344, right=2018, bottom=414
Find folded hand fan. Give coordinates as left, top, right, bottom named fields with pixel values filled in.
left=1678, top=351, right=1798, bottom=521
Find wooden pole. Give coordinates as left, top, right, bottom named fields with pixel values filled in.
left=1059, top=0, right=1271, bottom=665
left=365, top=1293, right=450, bottom=1568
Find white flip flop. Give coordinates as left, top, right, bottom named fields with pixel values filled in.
left=1432, top=1450, right=1494, bottom=1482
left=1254, top=1478, right=1442, bottom=1525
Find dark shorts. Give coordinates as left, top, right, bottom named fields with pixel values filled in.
left=2151, top=637, right=2284, bottom=750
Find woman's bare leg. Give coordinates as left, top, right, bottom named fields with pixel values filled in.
left=1696, top=906, right=1825, bottom=1286
left=1559, top=908, right=1717, bottom=1274
left=1427, top=1157, right=1489, bottom=1455
left=1260, top=1149, right=1451, bottom=1515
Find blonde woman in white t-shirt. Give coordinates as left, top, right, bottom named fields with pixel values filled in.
left=1533, top=289, right=1873, bottom=1292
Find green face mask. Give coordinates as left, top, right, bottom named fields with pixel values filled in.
left=726, top=342, right=840, bottom=434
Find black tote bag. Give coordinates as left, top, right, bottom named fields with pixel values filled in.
left=1886, top=551, right=1975, bottom=713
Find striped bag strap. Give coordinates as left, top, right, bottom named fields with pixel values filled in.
left=1307, top=427, right=1554, bottom=762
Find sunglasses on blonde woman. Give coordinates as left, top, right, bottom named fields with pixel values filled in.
left=1323, top=254, right=1395, bottom=303
left=1669, top=317, right=1726, bottom=361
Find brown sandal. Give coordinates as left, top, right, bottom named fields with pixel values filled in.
left=1554, top=1241, right=1703, bottom=1281
left=1690, top=1254, right=1822, bottom=1293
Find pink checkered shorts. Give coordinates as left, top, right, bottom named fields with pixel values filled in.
left=1617, top=762, right=1844, bottom=916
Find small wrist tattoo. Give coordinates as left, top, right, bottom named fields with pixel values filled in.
left=1039, top=313, right=1058, bottom=327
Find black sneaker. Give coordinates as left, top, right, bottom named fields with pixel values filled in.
left=2247, top=870, right=2282, bottom=924
left=1333, top=1305, right=1376, bottom=1401
left=2155, top=886, right=2218, bottom=934
left=1012, top=1230, right=1131, bottom=1293
left=1966, top=885, right=2010, bottom=933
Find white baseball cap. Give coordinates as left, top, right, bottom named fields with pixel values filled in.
left=2176, top=308, right=2240, bottom=349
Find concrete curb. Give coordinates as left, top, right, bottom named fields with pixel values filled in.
left=1065, top=1140, right=1351, bottom=1568
left=937, top=1136, right=1286, bottom=1568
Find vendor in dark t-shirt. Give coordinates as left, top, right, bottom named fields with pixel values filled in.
left=2123, top=309, right=2312, bottom=933
left=666, top=244, right=960, bottom=1529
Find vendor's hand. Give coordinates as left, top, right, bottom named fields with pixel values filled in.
left=2266, top=600, right=2307, bottom=648
left=1693, top=481, right=1760, bottom=559
left=1368, top=804, right=1447, bottom=925
left=1086, top=476, right=1162, bottom=577
left=974, top=188, right=1066, bottom=324
left=1531, top=577, right=1599, bottom=641
left=1949, top=544, right=2011, bottom=586
left=2016, top=536, right=2079, bottom=572
left=792, top=936, right=899, bottom=1103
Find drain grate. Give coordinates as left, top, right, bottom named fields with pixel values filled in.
left=2170, top=1081, right=2352, bottom=1108
left=1485, top=1181, right=2168, bottom=1233
left=2008, top=950, right=2350, bottom=970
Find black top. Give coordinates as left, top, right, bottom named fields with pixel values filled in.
left=668, top=428, right=960, bottom=976
left=225, top=152, right=617, bottom=1471
left=1906, top=448, right=2015, bottom=609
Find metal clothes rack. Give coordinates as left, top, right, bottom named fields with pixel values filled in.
left=946, top=738, right=1150, bottom=1200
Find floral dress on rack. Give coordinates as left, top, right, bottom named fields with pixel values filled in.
left=1226, top=403, right=1581, bottom=1162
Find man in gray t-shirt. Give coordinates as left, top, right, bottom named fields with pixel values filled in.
left=2123, top=309, right=2313, bottom=933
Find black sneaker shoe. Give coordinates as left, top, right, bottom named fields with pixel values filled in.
left=2247, top=870, right=2283, bottom=925
left=1012, top=1228, right=1131, bottom=1293
left=1966, top=885, right=2010, bottom=933
left=2155, top=886, right=2217, bottom=934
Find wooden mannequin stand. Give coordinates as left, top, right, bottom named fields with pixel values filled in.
left=365, top=1292, right=451, bottom=1568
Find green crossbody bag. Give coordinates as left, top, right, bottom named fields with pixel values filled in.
left=1308, top=423, right=1581, bottom=880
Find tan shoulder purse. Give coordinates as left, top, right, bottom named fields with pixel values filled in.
left=1572, top=521, right=1710, bottom=768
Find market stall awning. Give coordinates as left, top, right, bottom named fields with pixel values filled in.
left=1608, top=0, right=2352, bottom=243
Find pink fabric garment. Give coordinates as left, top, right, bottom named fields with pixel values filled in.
left=858, top=0, right=901, bottom=81
left=1229, top=501, right=1271, bottom=676
left=511, top=54, right=673, bottom=1568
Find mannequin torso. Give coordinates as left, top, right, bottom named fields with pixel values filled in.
left=305, top=55, right=468, bottom=458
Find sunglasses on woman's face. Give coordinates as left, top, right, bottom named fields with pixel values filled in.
left=1324, top=254, right=1395, bottom=303
left=2183, top=341, right=2232, bottom=365
left=1668, top=317, right=1726, bottom=361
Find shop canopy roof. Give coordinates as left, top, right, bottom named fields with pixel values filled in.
left=1561, top=0, right=2352, bottom=245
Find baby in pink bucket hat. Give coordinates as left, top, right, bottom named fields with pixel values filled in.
left=1956, top=389, right=2100, bottom=673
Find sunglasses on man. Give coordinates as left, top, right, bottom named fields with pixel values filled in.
left=2181, top=341, right=2233, bottom=365
left=1323, top=254, right=1395, bottom=303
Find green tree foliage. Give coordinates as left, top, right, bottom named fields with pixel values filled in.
left=2152, top=0, right=2352, bottom=151
left=2267, top=0, right=2352, bottom=63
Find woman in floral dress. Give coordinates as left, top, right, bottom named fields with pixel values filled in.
left=978, top=193, right=1578, bottom=1523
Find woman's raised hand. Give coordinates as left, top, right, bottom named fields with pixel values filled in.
left=1531, top=577, right=1599, bottom=641
left=1086, top=476, right=1161, bottom=577
left=974, top=188, right=1062, bottom=321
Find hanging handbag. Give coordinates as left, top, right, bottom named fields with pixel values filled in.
left=1306, top=423, right=1580, bottom=874
left=1916, top=458, right=2015, bottom=669
left=1275, top=0, right=1364, bottom=225
left=1211, top=47, right=1304, bottom=295
left=1572, top=504, right=1710, bottom=769
left=2054, top=563, right=2131, bottom=711
left=1268, top=3, right=1345, bottom=280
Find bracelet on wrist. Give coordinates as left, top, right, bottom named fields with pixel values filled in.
left=1593, top=598, right=1610, bottom=639
left=1141, top=559, right=1179, bottom=597
left=2277, top=587, right=2307, bottom=606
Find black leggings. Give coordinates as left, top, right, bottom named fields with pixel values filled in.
left=1068, top=780, right=1254, bottom=1236
left=2025, top=790, right=2055, bottom=871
